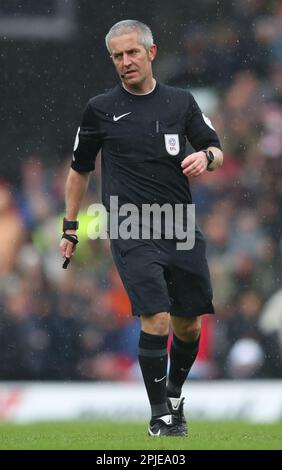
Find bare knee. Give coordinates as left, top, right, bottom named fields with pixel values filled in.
left=171, top=316, right=201, bottom=343
left=141, top=312, right=170, bottom=336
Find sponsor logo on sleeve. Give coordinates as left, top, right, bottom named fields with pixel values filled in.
left=202, top=113, right=215, bottom=130
left=73, top=126, right=80, bottom=151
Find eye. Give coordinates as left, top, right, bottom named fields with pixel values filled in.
left=112, top=53, right=122, bottom=60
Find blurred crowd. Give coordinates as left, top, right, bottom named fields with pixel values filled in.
left=0, top=0, right=282, bottom=381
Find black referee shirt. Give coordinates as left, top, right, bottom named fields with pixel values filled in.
left=72, top=82, right=222, bottom=209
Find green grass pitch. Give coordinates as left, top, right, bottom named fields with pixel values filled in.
left=0, top=421, right=281, bottom=450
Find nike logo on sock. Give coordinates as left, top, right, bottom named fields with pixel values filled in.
left=154, top=375, right=167, bottom=383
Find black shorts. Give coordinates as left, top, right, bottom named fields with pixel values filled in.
left=110, top=230, right=214, bottom=317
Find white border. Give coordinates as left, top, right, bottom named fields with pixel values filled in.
left=0, top=381, right=281, bottom=423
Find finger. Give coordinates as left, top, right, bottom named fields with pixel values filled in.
left=65, top=242, right=74, bottom=258
left=181, top=157, right=196, bottom=169
left=184, top=167, right=204, bottom=177
left=183, top=164, right=201, bottom=175
left=189, top=170, right=202, bottom=177
left=183, top=166, right=195, bottom=175
left=60, top=241, right=67, bottom=258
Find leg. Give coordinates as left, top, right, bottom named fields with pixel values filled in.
left=138, top=312, right=170, bottom=419
left=111, top=238, right=187, bottom=435
left=139, top=312, right=187, bottom=436
left=168, top=316, right=201, bottom=398
left=171, top=315, right=201, bottom=343
left=163, top=231, right=213, bottom=434
left=111, top=239, right=171, bottom=418
left=141, top=311, right=170, bottom=336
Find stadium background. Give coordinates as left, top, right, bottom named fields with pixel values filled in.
left=0, top=0, right=282, bottom=426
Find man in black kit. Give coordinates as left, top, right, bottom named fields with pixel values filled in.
left=60, top=20, right=223, bottom=437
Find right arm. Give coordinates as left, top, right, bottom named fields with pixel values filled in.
left=60, top=168, right=90, bottom=259
left=60, top=99, right=102, bottom=261
left=65, top=168, right=90, bottom=221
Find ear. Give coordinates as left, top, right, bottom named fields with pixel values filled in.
left=148, top=44, right=157, bottom=62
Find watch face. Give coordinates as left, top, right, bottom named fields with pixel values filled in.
left=207, top=151, right=214, bottom=165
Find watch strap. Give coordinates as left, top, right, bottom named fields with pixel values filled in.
left=203, top=149, right=214, bottom=169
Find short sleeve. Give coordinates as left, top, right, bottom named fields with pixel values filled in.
left=71, top=101, right=102, bottom=173
left=185, top=94, right=222, bottom=151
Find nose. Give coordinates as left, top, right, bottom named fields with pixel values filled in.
left=123, top=53, right=132, bottom=67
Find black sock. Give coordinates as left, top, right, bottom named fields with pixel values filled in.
left=138, top=330, right=169, bottom=418
left=167, top=334, right=200, bottom=398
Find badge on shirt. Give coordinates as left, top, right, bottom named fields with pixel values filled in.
left=164, top=134, right=180, bottom=156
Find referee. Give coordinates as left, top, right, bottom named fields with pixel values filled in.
left=60, top=20, right=223, bottom=437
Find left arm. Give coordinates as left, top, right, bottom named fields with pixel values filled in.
left=182, top=93, right=223, bottom=177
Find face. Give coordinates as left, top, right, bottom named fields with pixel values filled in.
left=109, top=30, right=157, bottom=92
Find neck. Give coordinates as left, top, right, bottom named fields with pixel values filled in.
left=123, top=77, right=156, bottom=95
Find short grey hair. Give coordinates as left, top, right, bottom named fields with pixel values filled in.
left=105, top=20, right=154, bottom=53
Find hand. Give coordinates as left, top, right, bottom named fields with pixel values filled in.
left=60, top=231, right=78, bottom=260
left=181, top=151, right=207, bottom=178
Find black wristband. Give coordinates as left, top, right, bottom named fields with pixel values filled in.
left=61, top=233, right=79, bottom=245
left=63, top=217, right=79, bottom=232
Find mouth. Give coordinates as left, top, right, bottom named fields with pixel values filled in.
left=124, top=70, right=138, bottom=77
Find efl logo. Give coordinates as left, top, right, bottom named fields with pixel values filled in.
left=164, top=134, right=180, bottom=156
